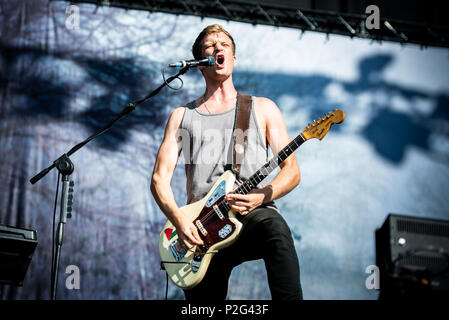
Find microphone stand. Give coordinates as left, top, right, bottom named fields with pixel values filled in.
left=29, top=65, right=191, bottom=300
left=51, top=154, right=74, bottom=301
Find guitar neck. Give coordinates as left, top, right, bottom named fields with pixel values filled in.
left=234, top=132, right=306, bottom=195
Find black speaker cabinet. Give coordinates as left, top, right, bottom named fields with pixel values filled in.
left=376, top=214, right=449, bottom=299
left=0, top=224, right=38, bottom=286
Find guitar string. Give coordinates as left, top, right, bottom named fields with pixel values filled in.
left=197, top=136, right=304, bottom=227
left=199, top=162, right=284, bottom=227
left=198, top=171, right=267, bottom=226
left=171, top=118, right=332, bottom=261
left=164, top=116, right=335, bottom=273
left=192, top=134, right=305, bottom=228
left=197, top=160, right=278, bottom=227
left=170, top=125, right=318, bottom=258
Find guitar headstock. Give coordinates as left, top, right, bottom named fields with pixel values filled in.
left=302, top=109, right=345, bottom=141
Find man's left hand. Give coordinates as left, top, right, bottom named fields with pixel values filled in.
left=225, top=188, right=268, bottom=215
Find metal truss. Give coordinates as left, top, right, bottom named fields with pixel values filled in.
left=63, top=0, right=449, bottom=48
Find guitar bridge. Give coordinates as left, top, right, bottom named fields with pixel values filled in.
left=168, top=239, right=187, bottom=262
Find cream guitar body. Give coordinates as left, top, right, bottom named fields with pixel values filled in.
left=158, top=109, right=345, bottom=290
left=159, top=170, right=243, bottom=289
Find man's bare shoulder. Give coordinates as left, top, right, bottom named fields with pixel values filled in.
left=253, top=96, right=282, bottom=116
left=166, top=106, right=187, bottom=129
left=172, top=105, right=187, bottom=117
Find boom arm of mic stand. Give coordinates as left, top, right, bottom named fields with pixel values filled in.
left=28, top=65, right=190, bottom=299
left=29, top=65, right=190, bottom=184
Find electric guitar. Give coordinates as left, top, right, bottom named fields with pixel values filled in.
left=159, top=109, right=345, bottom=289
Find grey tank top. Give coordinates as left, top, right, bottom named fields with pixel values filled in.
left=180, top=97, right=276, bottom=208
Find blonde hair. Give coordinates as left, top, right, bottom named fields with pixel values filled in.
left=192, top=24, right=236, bottom=59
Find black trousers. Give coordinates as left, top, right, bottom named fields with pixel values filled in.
left=184, top=205, right=303, bottom=300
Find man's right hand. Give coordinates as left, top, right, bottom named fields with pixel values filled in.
left=174, top=217, right=204, bottom=251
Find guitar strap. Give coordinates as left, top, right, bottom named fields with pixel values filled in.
left=232, top=93, right=252, bottom=175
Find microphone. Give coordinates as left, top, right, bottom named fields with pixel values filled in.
left=169, top=56, right=215, bottom=68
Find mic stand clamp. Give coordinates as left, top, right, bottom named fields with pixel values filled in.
left=123, top=102, right=137, bottom=115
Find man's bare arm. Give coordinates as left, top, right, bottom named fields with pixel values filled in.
left=150, top=107, right=203, bottom=248
left=261, top=97, right=301, bottom=201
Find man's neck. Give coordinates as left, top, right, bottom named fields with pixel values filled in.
left=202, top=75, right=238, bottom=108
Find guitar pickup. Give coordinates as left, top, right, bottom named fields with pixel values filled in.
left=195, top=220, right=208, bottom=237
left=213, top=205, right=225, bottom=220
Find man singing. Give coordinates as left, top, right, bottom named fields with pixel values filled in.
left=151, top=24, right=303, bottom=300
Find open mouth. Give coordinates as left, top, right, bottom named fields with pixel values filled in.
left=216, top=54, right=225, bottom=66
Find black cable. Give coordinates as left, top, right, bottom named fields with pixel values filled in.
left=160, top=248, right=217, bottom=300
left=161, top=260, right=190, bottom=300
left=161, top=260, right=189, bottom=300
left=162, top=66, right=184, bottom=91
left=165, top=272, right=168, bottom=300
left=50, top=171, right=61, bottom=299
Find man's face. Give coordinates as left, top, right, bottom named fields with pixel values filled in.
left=199, top=32, right=236, bottom=79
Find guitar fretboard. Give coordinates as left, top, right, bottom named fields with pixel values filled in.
left=218, top=132, right=306, bottom=217
left=234, top=133, right=306, bottom=195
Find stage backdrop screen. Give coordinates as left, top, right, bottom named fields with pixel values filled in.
left=1, top=1, right=448, bottom=300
